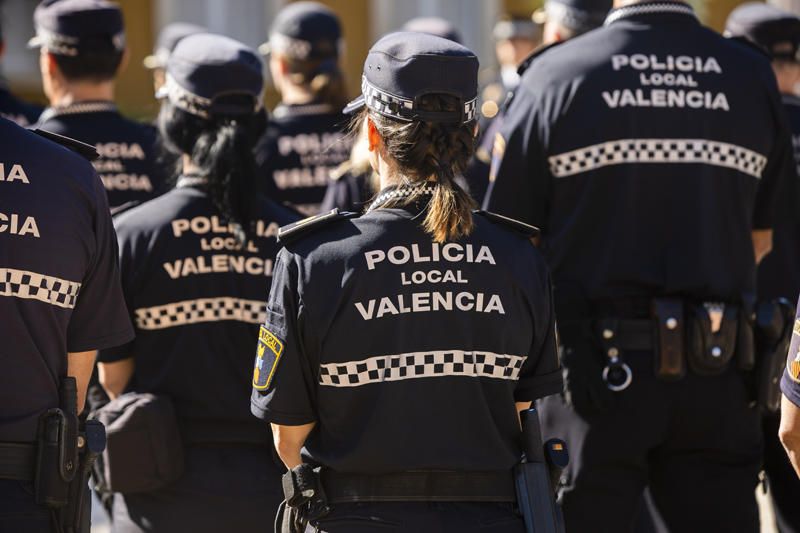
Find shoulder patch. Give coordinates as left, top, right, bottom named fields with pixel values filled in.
left=474, top=210, right=540, bottom=237
left=277, top=208, right=358, bottom=244
left=32, top=129, right=99, bottom=161
left=517, top=41, right=564, bottom=77
left=253, top=326, right=285, bottom=390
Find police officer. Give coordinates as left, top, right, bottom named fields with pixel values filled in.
left=255, top=1, right=353, bottom=216
left=95, top=33, right=298, bottom=533
left=484, top=0, right=796, bottom=530
left=0, top=18, right=43, bottom=126
left=726, top=5, right=800, bottom=529
left=533, top=0, right=614, bottom=44
left=143, top=22, right=207, bottom=93
left=0, top=119, right=133, bottom=531
left=781, top=300, right=800, bottom=478
left=30, top=0, right=164, bottom=209
left=251, top=32, right=562, bottom=533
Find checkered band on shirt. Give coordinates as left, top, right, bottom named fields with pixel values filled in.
left=319, top=350, right=527, bottom=388
left=135, top=297, right=266, bottom=330
left=548, top=139, right=768, bottom=179
left=0, top=268, right=81, bottom=309
left=361, top=77, right=478, bottom=124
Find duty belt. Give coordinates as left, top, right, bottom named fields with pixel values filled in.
left=320, top=470, right=517, bottom=504
left=0, top=442, right=35, bottom=481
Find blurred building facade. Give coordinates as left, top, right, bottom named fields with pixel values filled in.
left=0, top=0, right=794, bottom=119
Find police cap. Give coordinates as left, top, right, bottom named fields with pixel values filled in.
left=725, top=2, right=800, bottom=61
left=402, top=17, right=463, bottom=44
left=532, top=0, right=612, bottom=34
left=343, top=31, right=479, bottom=124
left=144, top=22, right=207, bottom=70
left=261, top=1, right=341, bottom=60
left=29, top=0, right=125, bottom=56
left=157, top=33, right=264, bottom=119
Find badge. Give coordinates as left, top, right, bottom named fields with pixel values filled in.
left=253, top=326, right=285, bottom=390
left=489, top=132, right=506, bottom=183
left=787, top=318, right=800, bottom=383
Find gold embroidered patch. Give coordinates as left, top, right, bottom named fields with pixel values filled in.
left=253, top=326, right=285, bottom=390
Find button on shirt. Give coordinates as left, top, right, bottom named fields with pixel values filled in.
left=98, top=186, right=299, bottom=436
left=251, top=204, right=562, bottom=473
left=36, top=102, right=165, bottom=208
left=484, top=2, right=796, bottom=306
left=0, top=118, right=133, bottom=441
left=255, top=103, right=352, bottom=216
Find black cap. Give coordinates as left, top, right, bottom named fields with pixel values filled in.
left=144, top=22, right=207, bottom=69
left=725, top=2, right=800, bottom=61
left=156, top=33, right=264, bottom=119
left=402, top=17, right=463, bottom=44
left=493, top=18, right=540, bottom=41
left=533, top=0, right=612, bottom=34
left=343, top=31, right=479, bottom=124
left=260, top=1, right=341, bottom=60
left=29, top=0, right=125, bottom=56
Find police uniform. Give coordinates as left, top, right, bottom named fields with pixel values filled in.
left=255, top=2, right=352, bottom=216
left=484, top=2, right=796, bottom=531
left=0, top=118, right=133, bottom=531
left=30, top=0, right=165, bottom=209
left=251, top=32, right=562, bottom=533
left=0, top=82, right=43, bottom=127
left=726, top=5, right=800, bottom=532
left=96, top=34, right=299, bottom=533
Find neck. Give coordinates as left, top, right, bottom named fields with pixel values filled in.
left=49, top=80, right=115, bottom=107
left=279, top=81, right=315, bottom=105
left=182, top=154, right=201, bottom=176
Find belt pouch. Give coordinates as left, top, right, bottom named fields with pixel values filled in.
left=687, top=303, right=738, bottom=375
left=34, top=409, right=70, bottom=507
left=652, top=298, right=686, bottom=381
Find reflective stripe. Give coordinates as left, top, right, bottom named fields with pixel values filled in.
left=134, top=297, right=266, bottom=330
left=319, top=350, right=527, bottom=388
left=0, top=267, right=81, bottom=309
left=548, top=138, right=768, bottom=179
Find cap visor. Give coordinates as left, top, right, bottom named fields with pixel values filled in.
left=27, top=35, right=44, bottom=49
left=143, top=55, right=163, bottom=69
left=342, top=94, right=365, bottom=115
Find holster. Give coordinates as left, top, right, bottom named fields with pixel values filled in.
left=753, top=299, right=795, bottom=412
left=35, top=379, right=79, bottom=508
left=686, top=303, right=740, bottom=375
left=278, top=464, right=330, bottom=533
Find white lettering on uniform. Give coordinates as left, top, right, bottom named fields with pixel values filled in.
left=0, top=164, right=30, bottom=184
left=163, top=256, right=274, bottom=279
left=354, top=291, right=506, bottom=320
left=0, top=213, right=40, bottom=238
left=364, top=243, right=496, bottom=270
left=95, top=143, right=146, bottom=160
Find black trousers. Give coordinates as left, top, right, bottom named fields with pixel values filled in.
left=0, top=479, right=53, bottom=533
left=309, top=502, right=524, bottom=533
left=111, top=445, right=283, bottom=533
left=540, top=349, right=762, bottom=533
left=763, top=412, right=800, bottom=533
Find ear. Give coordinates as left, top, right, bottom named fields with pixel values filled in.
left=366, top=117, right=381, bottom=152
left=44, top=51, right=59, bottom=77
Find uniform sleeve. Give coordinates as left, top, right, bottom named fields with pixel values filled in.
left=67, top=172, right=134, bottom=352
left=251, top=249, right=317, bottom=425
left=753, top=72, right=798, bottom=230
left=781, top=297, right=800, bottom=407
left=515, top=257, right=562, bottom=401
left=483, top=86, right=552, bottom=229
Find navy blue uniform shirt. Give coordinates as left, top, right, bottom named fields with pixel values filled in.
left=0, top=118, right=133, bottom=442
left=484, top=2, right=796, bottom=307
left=255, top=103, right=352, bottom=216
left=758, top=94, right=800, bottom=303
left=0, top=85, right=42, bottom=127
left=36, top=101, right=165, bottom=208
left=98, top=185, right=298, bottom=440
left=251, top=200, right=562, bottom=473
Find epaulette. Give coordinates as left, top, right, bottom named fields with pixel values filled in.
left=474, top=210, right=540, bottom=237
left=111, top=201, right=142, bottom=218
left=32, top=129, right=99, bottom=161
left=517, top=41, right=565, bottom=77
left=277, top=208, right=358, bottom=244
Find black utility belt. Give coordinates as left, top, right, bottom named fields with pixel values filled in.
left=0, top=442, right=35, bottom=481
left=560, top=298, right=755, bottom=391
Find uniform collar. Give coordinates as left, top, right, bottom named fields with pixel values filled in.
left=38, top=100, right=118, bottom=123
left=273, top=102, right=336, bottom=119
left=367, top=183, right=436, bottom=212
left=605, top=1, right=697, bottom=26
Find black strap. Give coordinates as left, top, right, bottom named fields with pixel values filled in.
left=0, top=442, right=36, bottom=481
left=559, top=319, right=654, bottom=352
left=321, top=470, right=516, bottom=504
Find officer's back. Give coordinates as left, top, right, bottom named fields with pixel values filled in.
left=30, top=0, right=164, bottom=209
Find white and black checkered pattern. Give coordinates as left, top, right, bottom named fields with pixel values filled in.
left=605, top=2, right=696, bottom=25
left=361, top=77, right=478, bottom=124
left=135, top=297, right=266, bottom=330
left=548, top=138, right=768, bottom=179
left=0, top=268, right=81, bottom=309
left=367, top=184, right=436, bottom=212
left=156, top=74, right=263, bottom=120
left=319, top=350, right=527, bottom=388
left=269, top=33, right=313, bottom=60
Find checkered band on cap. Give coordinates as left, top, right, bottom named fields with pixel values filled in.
left=319, top=350, right=527, bottom=388
left=0, top=268, right=81, bottom=309
left=33, top=27, right=126, bottom=56
left=135, top=297, right=266, bottom=330
left=157, top=73, right=263, bottom=119
left=361, top=76, right=478, bottom=124
left=548, top=138, right=768, bottom=179
left=269, top=33, right=313, bottom=59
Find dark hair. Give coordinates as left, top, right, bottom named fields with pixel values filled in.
left=281, top=53, right=349, bottom=110
left=159, top=97, right=264, bottom=240
left=52, top=42, right=123, bottom=83
left=360, top=93, right=477, bottom=243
